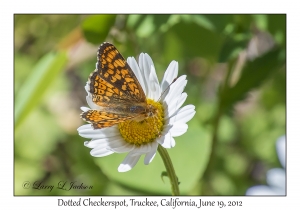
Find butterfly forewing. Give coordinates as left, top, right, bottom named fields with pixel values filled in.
left=95, top=43, right=146, bottom=103
left=81, top=42, right=151, bottom=129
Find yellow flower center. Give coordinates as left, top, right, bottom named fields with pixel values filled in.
left=118, top=99, right=164, bottom=146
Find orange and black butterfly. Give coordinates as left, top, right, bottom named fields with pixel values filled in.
left=81, top=42, right=157, bottom=129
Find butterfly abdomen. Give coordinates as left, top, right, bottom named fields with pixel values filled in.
left=101, top=104, right=146, bottom=115
left=129, top=105, right=146, bottom=113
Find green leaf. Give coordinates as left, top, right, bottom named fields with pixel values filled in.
left=152, top=15, right=171, bottom=28
left=232, top=15, right=253, bottom=33
left=219, top=37, right=248, bottom=63
left=127, top=15, right=171, bottom=38
left=218, top=36, right=249, bottom=62
left=15, top=51, right=68, bottom=129
left=165, top=21, right=222, bottom=61
left=202, top=15, right=233, bottom=33
left=267, top=14, right=286, bottom=47
left=127, top=15, right=147, bottom=30
left=219, top=48, right=284, bottom=112
left=191, top=15, right=215, bottom=31
left=161, top=171, right=168, bottom=183
left=82, top=15, right=116, bottom=44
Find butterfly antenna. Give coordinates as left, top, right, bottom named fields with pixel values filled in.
left=157, top=77, right=178, bottom=102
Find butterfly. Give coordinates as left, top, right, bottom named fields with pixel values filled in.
left=81, top=42, right=157, bottom=129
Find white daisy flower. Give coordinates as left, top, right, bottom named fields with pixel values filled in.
left=246, top=135, right=286, bottom=195
left=78, top=51, right=196, bottom=172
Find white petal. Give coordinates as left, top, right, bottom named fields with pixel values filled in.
left=86, top=95, right=100, bottom=110
left=165, top=75, right=187, bottom=99
left=138, top=53, right=149, bottom=95
left=80, top=107, right=90, bottom=112
left=129, top=143, right=152, bottom=156
left=148, top=65, right=161, bottom=100
left=84, top=83, right=90, bottom=93
left=139, top=53, right=154, bottom=96
left=157, top=132, right=175, bottom=148
left=108, top=142, right=135, bottom=153
left=175, top=92, right=188, bottom=110
left=171, top=137, right=176, bottom=147
left=157, top=124, right=173, bottom=138
left=82, top=83, right=103, bottom=110
left=85, top=136, right=123, bottom=148
left=246, top=185, right=281, bottom=195
left=84, top=139, right=108, bottom=149
left=127, top=56, right=146, bottom=94
left=164, top=92, right=187, bottom=118
left=162, top=75, right=187, bottom=103
left=276, top=135, right=286, bottom=168
left=157, top=134, right=169, bottom=145
left=161, top=124, right=173, bottom=134
left=167, top=104, right=196, bottom=125
left=161, top=61, right=178, bottom=92
left=106, top=137, right=129, bottom=147
left=144, top=142, right=158, bottom=165
left=78, top=125, right=120, bottom=139
left=77, top=124, right=92, bottom=131
left=118, top=154, right=141, bottom=172
left=90, top=147, right=114, bottom=157
left=266, top=168, right=286, bottom=190
left=170, top=123, right=188, bottom=137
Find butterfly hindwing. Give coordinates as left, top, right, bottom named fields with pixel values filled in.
left=81, top=109, right=134, bottom=129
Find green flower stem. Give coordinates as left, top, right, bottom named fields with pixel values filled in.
left=157, top=145, right=180, bottom=196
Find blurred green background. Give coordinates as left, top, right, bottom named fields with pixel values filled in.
left=14, top=14, right=286, bottom=195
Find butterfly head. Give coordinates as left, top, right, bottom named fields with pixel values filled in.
left=146, top=104, right=158, bottom=118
